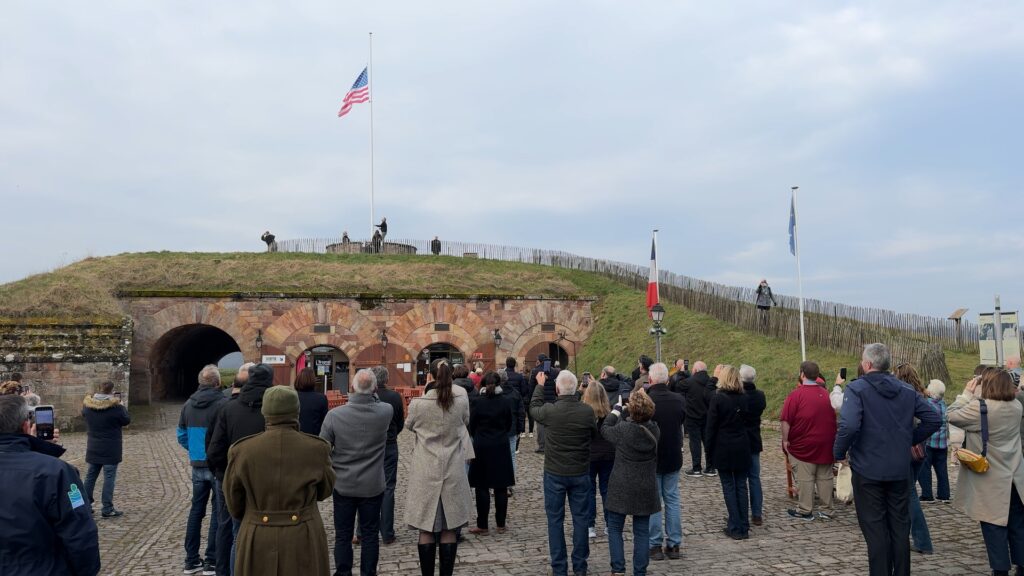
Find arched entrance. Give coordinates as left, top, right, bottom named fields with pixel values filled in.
left=299, top=345, right=350, bottom=394
left=415, top=343, right=465, bottom=386
left=524, top=342, right=570, bottom=373
left=150, top=324, right=241, bottom=400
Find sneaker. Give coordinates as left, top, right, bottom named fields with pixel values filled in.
left=684, top=469, right=703, bottom=477
left=752, top=516, right=763, bottom=526
left=938, top=498, right=952, bottom=504
left=528, top=432, right=534, bottom=438
left=911, top=545, right=934, bottom=555
left=815, top=511, right=833, bottom=520
left=101, top=509, right=124, bottom=518
left=382, top=537, right=397, bottom=546
left=703, top=468, right=718, bottom=477
left=649, top=546, right=666, bottom=561
left=787, top=509, right=814, bottom=520
left=919, top=496, right=936, bottom=503
left=183, top=560, right=204, bottom=575
left=202, top=561, right=216, bottom=576
left=588, top=527, right=597, bottom=539
left=666, top=545, right=681, bottom=559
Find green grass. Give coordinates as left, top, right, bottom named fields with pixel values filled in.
left=577, top=288, right=974, bottom=419
left=0, top=251, right=605, bottom=319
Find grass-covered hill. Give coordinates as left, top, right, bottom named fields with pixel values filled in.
left=0, top=251, right=977, bottom=416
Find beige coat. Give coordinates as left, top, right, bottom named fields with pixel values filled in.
left=404, top=385, right=474, bottom=531
left=948, top=393, right=1024, bottom=526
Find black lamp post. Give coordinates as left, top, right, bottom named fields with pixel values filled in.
left=649, top=302, right=667, bottom=363
left=255, top=329, right=263, bottom=363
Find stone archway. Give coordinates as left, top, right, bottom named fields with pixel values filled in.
left=509, top=323, right=583, bottom=374
left=150, top=324, right=240, bottom=400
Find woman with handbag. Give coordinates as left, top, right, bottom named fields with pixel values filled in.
left=948, top=368, right=1024, bottom=576
left=894, top=363, right=934, bottom=555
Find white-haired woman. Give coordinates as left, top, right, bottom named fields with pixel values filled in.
left=918, top=379, right=950, bottom=503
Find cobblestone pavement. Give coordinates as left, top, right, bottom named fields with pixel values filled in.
left=58, top=403, right=989, bottom=575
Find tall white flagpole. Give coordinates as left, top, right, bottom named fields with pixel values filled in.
left=369, top=32, right=375, bottom=240
left=793, top=186, right=807, bottom=361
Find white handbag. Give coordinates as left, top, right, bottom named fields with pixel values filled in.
left=835, top=463, right=854, bottom=504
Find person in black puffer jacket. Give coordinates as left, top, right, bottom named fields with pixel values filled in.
left=706, top=366, right=753, bottom=540
left=205, top=363, right=274, bottom=575
left=740, top=365, right=767, bottom=527
left=82, top=381, right=131, bottom=518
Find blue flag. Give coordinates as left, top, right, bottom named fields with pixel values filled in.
left=788, top=192, right=796, bottom=256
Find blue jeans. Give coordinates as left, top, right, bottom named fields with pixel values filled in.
left=607, top=511, right=650, bottom=576
left=185, top=467, right=218, bottom=564
left=980, top=484, right=1024, bottom=571
left=380, top=443, right=399, bottom=541
left=720, top=470, right=750, bottom=537
left=648, top=471, right=682, bottom=549
left=334, top=491, right=383, bottom=576
left=747, top=453, right=763, bottom=519
left=509, top=436, right=518, bottom=476
left=909, top=461, right=933, bottom=552
left=84, top=463, right=118, bottom=514
left=230, top=518, right=240, bottom=575
left=918, top=447, right=950, bottom=500
left=543, top=471, right=590, bottom=576
left=213, top=480, right=232, bottom=576
left=589, top=460, right=613, bottom=529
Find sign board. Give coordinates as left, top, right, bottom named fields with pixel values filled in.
left=261, top=355, right=286, bottom=365
left=979, top=311, right=1021, bottom=366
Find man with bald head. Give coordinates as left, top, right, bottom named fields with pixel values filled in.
left=679, top=361, right=717, bottom=476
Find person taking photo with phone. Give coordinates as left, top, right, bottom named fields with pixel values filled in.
left=0, top=394, right=101, bottom=576
left=82, top=380, right=131, bottom=519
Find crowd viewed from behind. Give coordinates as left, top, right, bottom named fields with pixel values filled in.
left=3, top=350, right=1024, bottom=576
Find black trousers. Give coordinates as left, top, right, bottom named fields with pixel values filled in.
left=475, top=486, right=509, bottom=529
left=852, top=472, right=910, bottom=576
left=213, top=480, right=233, bottom=576
left=685, top=420, right=706, bottom=471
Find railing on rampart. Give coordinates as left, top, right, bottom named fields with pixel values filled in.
left=274, top=237, right=980, bottom=360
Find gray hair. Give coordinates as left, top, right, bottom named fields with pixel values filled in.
left=351, top=369, right=377, bottom=395
left=198, top=364, right=221, bottom=388
left=862, top=343, right=892, bottom=372
left=648, top=362, right=669, bottom=384
left=739, top=364, right=756, bottom=383
left=555, top=370, right=578, bottom=396
left=25, top=393, right=41, bottom=408
left=692, top=361, right=708, bottom=373
left=601, top=365, right=616, bottom=378
left=236, top=362, right=255, bottom=385
left=0, top=395, right=29, bottom=435
left=370, top=366, right=389, bottom=388
left=497, top=369, right=509, bottom=384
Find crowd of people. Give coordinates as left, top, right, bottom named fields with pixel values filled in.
left=2, top=350, right=1024, bottom=575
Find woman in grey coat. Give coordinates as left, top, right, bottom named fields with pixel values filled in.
left=406, top=359, right=474, bottom=576
left=602, top=388, right=661, bottom=576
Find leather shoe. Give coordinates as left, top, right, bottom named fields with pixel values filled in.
left=649, top=546, right=665, bottom=561
left=666, top=545, right=680, bottom=559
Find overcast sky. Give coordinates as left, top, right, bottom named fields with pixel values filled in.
left=2, top=1, right=1021, bottom=320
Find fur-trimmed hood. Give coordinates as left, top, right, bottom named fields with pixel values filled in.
left=83, top=394, right=121, bottom=410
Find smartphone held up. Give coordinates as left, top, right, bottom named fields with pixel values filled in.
left=34, top=405, right=55, bottom=440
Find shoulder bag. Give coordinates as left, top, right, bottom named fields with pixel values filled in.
left=955, top=399, right=990, bottom=474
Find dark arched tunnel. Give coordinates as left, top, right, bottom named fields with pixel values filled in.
left=151, top=324, right=240, bottom=400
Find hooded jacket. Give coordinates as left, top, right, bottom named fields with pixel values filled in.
left=678, top=370, right=715, bottom=422
left=177, top=385, right=227, bottom=467
left=833, top=371, right=942, bottom=481
left=207, top=364, right=274, bottom=479
left=600, top=377, right=623, bottom=407
left=81, top=395, right=130, bottom=465
left=743, top=380, right=767, bottom=454
left=0, top=434, right=101, bottom=576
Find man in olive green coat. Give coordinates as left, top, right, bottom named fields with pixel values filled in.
left=225, top=386, right=335, bottom=576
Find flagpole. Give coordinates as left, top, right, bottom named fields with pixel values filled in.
left=792, top=186, right=807, bottom=361
left=368, top=32, right=375, bottom=240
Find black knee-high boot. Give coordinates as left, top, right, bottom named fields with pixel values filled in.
left=439, top=542, right=458, bottom=576
left=417, top=543, right=436, bottom=576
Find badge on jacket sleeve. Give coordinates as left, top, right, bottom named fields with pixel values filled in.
left=68, top=484, right=85, bottom=509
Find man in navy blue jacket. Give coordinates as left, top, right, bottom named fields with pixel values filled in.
left=0, top=394, right=100, bottom=576
left=833, top=343, right=941, bottom=576
left=177, top=364, right=227, bottom=575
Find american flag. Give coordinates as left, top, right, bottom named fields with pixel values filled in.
left=337, top=67, right=369, bottom=118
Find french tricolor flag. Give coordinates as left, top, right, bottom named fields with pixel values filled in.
left=646, top=234, right=659, bottom=317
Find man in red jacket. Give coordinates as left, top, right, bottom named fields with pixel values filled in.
left=781, top=361, right=837, bottom=520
